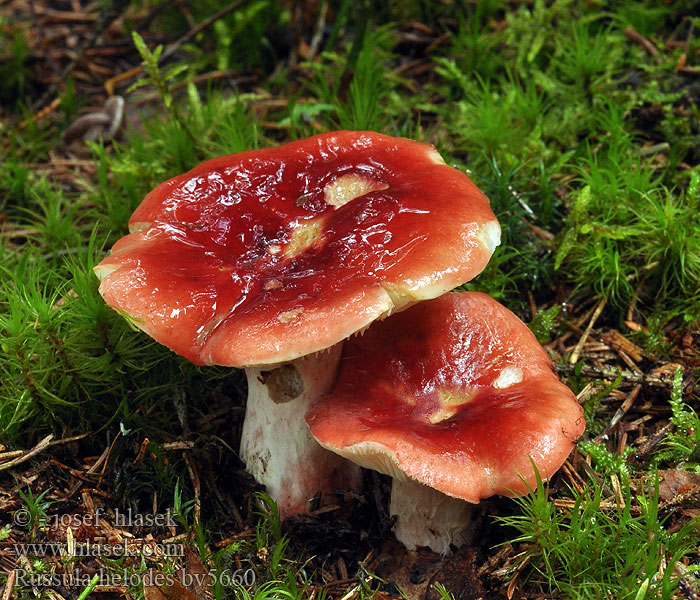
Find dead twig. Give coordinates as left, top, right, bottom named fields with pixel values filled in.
left=622, top=28, right=662, bottom=64
left=597, top=384, right=642, bottom=439
left=184, top=452, right=201, bottom=523
left=307, top=1, right=328, bottom=61
left=569, top=295, right=607, bottom=364
left=104, top=0, right=246, bottom=95
left=0, top=434, right=54, bottom=472
left=66, top=432, right=122, bottom=498
left=161, top=0, right=246, bottom=63
left=28, top=0, right=131, bottom=117
left=557, top=362, right=678, bottom=388
left=0, top=569, right=16, bottom=600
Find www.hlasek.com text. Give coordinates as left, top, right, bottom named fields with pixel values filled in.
left=10, top=540, right=184, bottom=558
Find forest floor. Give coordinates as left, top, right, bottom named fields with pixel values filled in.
left=1, top=1, right=699, bottom=599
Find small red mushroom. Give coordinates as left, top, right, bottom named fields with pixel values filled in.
left=306, top=291, right=585, bottom=553
left=94, top=132, right=500, bottom=517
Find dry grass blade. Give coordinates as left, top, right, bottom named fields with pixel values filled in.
left=570, top=295, right=607, bottom=364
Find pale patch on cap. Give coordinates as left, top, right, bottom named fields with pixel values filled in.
left=493, top=365, right=524, bottom=389
left=477, top=220, right=502, bottom=254
left=324, top=174, right=388, bottom=208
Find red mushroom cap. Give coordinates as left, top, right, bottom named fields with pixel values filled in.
left=95, top=132, right=499, bottom=367
left=306, top=291, right=585, bottom=502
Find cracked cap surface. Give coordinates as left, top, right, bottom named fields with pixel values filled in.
left=95, top=131, right=500, bottom=367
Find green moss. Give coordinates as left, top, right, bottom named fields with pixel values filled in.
left=2, top=2, right=699, bottom=596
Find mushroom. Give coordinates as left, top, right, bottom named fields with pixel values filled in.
left=63, top=95, right=125, bottom=144
left=93, top=131, right=501, bottom=517
left=306, top=291, right=585, bottom=553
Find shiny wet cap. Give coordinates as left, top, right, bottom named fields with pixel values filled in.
left=95, top=132, right=500, bottom=367
left=306, top=291, right=585, bottom=502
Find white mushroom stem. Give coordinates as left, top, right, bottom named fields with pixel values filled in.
left=390, top=479, right=475, bottom=554
left=240, top=344, right=362, bottom=517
